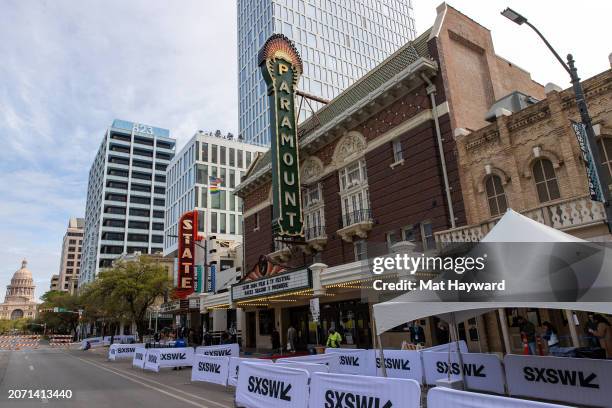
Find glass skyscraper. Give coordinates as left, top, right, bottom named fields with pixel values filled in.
left=238, top=0, right=416, bottom=146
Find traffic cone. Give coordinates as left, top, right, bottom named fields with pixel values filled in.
left=522, top=342, right=530, bottom=355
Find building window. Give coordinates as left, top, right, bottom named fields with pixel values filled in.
left=303, top=183, right=325, bottom=239
left=211, top=212, right=218, bottom=233
left=354, top=239, right=367, bottom=261
left=211, top=144, right=218, bottom=164
left=339, top=160, right=371, bottom=227
left=402, top=225, right=416, bottom=242
left=386, top=231, right=399, bottom=250
left=220, top=146, right=226, bottom=165
left=246, top=151, right=252, bottom=168
left=253, top=212, right=260, bottom=231
left=202, top=142, right=209, bottom=162
left=532, top=159, right=560, bottom=203
left=196, top=164, right=208, bottom=184
left=421, top=221, right=435, bottom=251
left=485, top=175, right=508, bottom=217
left=597, top=137, right=612, bottom=187
left=392, top=139, right=403, bottom=163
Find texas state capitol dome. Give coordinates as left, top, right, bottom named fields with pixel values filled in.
left=0, top=259, right=39, bottom=320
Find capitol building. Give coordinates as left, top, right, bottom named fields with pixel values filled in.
left=0, top=260, right=38, bottom=320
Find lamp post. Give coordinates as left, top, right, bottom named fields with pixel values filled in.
left=502, top=7, right=612, bottom=232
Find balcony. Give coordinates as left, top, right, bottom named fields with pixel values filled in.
left=303, top=225, right=327, bottom=253
left=435, top=195, right=606, bottom=245
left=268, top=239, right=292, bottom=263
left=337, top=209, right=374, bottom=242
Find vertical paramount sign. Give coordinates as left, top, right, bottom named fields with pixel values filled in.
left=177, top=210, right=198, bottom=299
left=259, top=34, right=304, bottom=237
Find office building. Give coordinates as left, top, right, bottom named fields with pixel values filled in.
left=79, top=119, right=175, bottom=286
left=49, top=275, right=60, bottom=291
left=57, top=217, right=84, bottom=293
left=163, top=130, right=267, bottom=257
left=238, top=0, right=416, bottom=145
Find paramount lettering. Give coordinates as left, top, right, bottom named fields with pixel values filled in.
left=247, top=375, right=292, bottom=401
left=324, top=390, right=393, bottom=408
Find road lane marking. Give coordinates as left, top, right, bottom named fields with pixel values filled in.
left=70, top=355, right=208, bottom=408
left=29, top=365, right=34, bottom=371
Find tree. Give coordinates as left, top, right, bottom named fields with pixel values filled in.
left=84, top=258, right=171, bottom=338
left=38, top=290, right=83, bottom=338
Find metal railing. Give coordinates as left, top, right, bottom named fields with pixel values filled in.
left=304, top=225, right=326, bottom=240
left=340, top=209, right=373, bottom=228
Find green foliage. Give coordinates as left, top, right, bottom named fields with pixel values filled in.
left=38, top=290, right=83, bottom=336
left=81, top=258, right=172, bottom=337
left=0, top=318, right=33, bottom=334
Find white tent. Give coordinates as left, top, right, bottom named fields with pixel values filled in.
left=372, top=208, right=610, bottom=336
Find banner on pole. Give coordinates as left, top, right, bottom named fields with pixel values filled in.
left=108, top=343, right=144, bottom=361
left=422, top=351, right=505, bottom=394
left=325, top=348, right=375, bottom=376
left=309, top=372, right=421, bottom=408
left=505, top=354, right=612, bottom=407
left=195, top=343, right=239, bottom=357
left=235, top=361, right=309, bottom=408
left=427, top=386, right=570, bottom=408
left=228, top=357, right=273, bottom=387
left=132, top=347, right=147, bottom=369
left=144, top=347, right=195, bottom=372
left=191, top=354, right=230, bottom=386
left=374, top=349, right=424, bottom=383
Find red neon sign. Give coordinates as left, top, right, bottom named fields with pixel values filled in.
left=176, top=210, right=198, bottom=299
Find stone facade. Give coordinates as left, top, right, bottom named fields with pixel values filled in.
left=1, top=260, right=38, bottom=320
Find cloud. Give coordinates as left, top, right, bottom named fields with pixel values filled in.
left=0, top=0, right=238, bottom=299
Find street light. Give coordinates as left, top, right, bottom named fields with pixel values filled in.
left=501, top=7, right=612, bottom=232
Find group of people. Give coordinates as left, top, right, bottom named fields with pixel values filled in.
left=517, top=314, right=612, bottom=358
left=270, top=325, right=343, bottom=354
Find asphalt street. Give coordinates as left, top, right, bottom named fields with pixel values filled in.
left=0, top=347, right=235, bottom=408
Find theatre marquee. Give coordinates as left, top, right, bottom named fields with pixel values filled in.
left=231, top=269, right=312, bottom=302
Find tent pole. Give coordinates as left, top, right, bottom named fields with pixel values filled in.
left=372, top=314, right=388, bottom=377
left=564, top=309, right=580, bottom=348
left=451, top=313, right=466, bottom=389
left=498, top=309, right=512, bottom=354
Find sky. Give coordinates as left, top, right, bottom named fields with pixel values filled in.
left=0, top=0, right=610, bottom=301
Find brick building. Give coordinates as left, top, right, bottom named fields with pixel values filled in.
left=436, top=67, right=612, bottom=353
left=231, top=4, right=545, bottom=351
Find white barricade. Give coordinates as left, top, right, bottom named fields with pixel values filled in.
left=325, top=348, right=375, bottom=375
left=103, top=334, right=137, bottom=345
left=80, top=337, right=104, bottom=349
left=422, top=351, right=505, bottom=394
left=132, top=347, right=147, bottom=369
left=108, top=343, right=144, bottom=360
left=374, top=349, right=424, bottom=383
left=309, top=372, right=421, bottom=408
left=276, top=353, right=339, bottom=372
left=236, top=361, right=309, bottom=408
left=228, top=357, right=273, bottom=387
left=191, top=355, right=230, bottom=386
left=505, top=354, right=612, bottom=407
left=275, top=361, right=329, bottom=376
left=421, top=340, right=468, bottom=353
left=144, top=347, right=195, bottom=372
left=427, top=386, right=573, bottom=408
left=195, top=343, right=239, bottom=357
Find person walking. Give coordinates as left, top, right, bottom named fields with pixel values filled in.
left=585, top=313, right=600, bottom=348
left=326, top=328, right=342, bottom=348
left=589, top=314, right=612, bottom=358
left=287, top=325, right=297, bottom=353
left=542, top=321, right=560, bottom=355
left=410, top=321, right=426, bottom=346
left=517, top=316, right=536, bottom=355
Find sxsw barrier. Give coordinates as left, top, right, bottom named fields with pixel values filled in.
left=427, top=386, right=572, bottom=408
left=374, top=349, right=423, bottom=383
left=191, top=355, right=230, bottom=386
left=309, top=372, right=421, bottom=408
left=195, top=343, right=239, bottom=357
left=235, top=361, right=309, bottom=408
left=144, top=347, right=195, bottom=372
left=108, top=343, right=144, bottom=361
left=132, top=347, right=147, bottom=369
left=103, top=334, right=137, bottom=345
left=422, top=340, right=468, bottom=353
left=274, top=361, right=329, bottom=376
left=228, top=358, right=273, bottom=387
left=505, top=354, right=612, bottom=407
left=276, top=353, right=340, bottom=372
left=423, top=351, right=505, bottom=394
left=80, top=337, right=104, bottom=349
left=325, top=348, right=375, bottom=375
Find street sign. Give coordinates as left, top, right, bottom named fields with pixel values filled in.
left=309, top=298, right=320, bottom=321
left=571, top=120, right=605, bottom=202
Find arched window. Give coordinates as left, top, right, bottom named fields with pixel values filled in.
left=485, top=175, right=508, bottom=216
left=596, top=137, right=612, bottom=187
left=533, top=159, right=560, bottom=203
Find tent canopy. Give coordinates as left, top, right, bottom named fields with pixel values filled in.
left=373, top=209, right=604, bottom=334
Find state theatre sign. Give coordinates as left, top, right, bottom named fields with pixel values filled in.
left=176, top=210, right=199, bottom=299
left=259, top=34, right=304, bottom=238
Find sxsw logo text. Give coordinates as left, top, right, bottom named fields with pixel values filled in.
left=523, top=367, right=598, bottom=389
left=324, top=390, right=392, bottom=408
left=199, top=362, right=221, bottom=373
left=203, top=349, right=231, bottom=356
left=339, top=356, right=360, bottom=366
left=376, top=357, right=409, bottom=371
left=436, top=362, right=485, bottom=377
left=247, top=376, right=292, bottom=401
left=161, top=353, right=187, bottom=360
